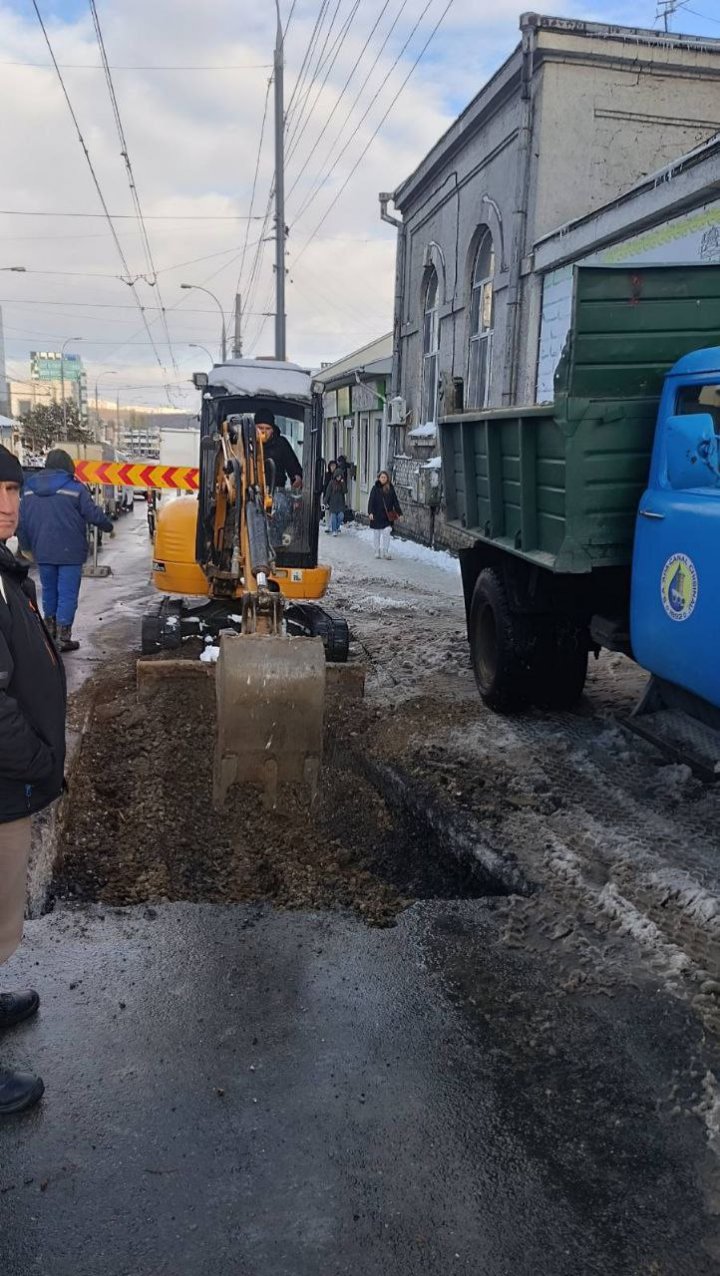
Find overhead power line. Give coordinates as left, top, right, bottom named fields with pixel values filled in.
left=283, top=0, right=299, bottom=38
left=284, top=0, right=332, bottom=129
left=292, top=0, right=436, bottom=225
left=0, top=210, right=262, bottom=220
left=284, top=0, right=343, bottom=144
left=285, top=0, right=360, bottom=159
left=294, top=0, right=457, bottom=265
left=682, top=6, right=720, bottom=23
left=0, top=297, right=266, bottom=313
left=240, top=188, right=275, bottom=322
left=233, top=74, right=273, bottom=308
left=286, top=0, right=399, bottom=179
left=30, top=0, right=176, bottom=399
left=0, top=61, right=273, bottom=70
left=240, top=0, right=350, bottom=330
left=88, top=0, right=180, bottom=379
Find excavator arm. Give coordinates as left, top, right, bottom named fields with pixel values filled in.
left=208, top=414, right=326, bottom=808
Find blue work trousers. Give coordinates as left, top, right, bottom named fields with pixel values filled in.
left=329, top=510, right=344, bottom=534
left=38, top=563, right=83, bottom=628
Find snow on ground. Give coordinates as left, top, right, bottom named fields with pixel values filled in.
left=339, top=523, right=460, bottom=575
left=320, top=521, right=720, bottom=1005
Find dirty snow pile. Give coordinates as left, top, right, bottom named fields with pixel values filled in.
left=343, top=524, right=460, bottom=575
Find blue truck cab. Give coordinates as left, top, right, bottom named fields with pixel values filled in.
left=631, top=348, right=720, bottom=715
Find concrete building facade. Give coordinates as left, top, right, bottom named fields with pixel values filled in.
left=316, top=334, right=393, bottom=518
left=382, top=13, right=720, bottom=545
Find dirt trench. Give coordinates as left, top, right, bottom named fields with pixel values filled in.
left=55, top=655, right=505, bottom=926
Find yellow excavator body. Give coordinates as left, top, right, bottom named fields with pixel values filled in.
left=144, top=371, right=342, bottom=808
left=152, top=495, right=332, bottom=601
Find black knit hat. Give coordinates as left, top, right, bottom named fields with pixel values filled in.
left=45, top=448, right=75, bottom=475
left=0, top=446, right=23, bottom=486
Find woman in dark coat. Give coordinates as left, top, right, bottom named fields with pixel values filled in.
left=367, top=470, right=402, bottom=559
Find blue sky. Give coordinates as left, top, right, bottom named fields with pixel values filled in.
left=0, top=0, right=719, bottom=405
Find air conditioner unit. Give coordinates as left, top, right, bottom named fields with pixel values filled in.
left=388, top=396, right=407, bottom=426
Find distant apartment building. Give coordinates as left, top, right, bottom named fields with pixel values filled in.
left=30, top=350, right=88, bottom=422
left=120, top=415, right=161, bottom=458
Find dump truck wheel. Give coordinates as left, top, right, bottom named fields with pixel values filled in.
left=469, top=569, right=530, bottom=711
left=530, top=620, right=588, bottom=710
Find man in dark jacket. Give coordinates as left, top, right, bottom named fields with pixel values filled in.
left=0, top=445, right=66, bottom=1114
left=18, top=448, right=113, bottom=652
left=254, top=410, right=303, bottom=489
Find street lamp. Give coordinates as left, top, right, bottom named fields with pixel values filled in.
left=94, top=370, right=117, bottom=441
left=189, top=343, right=214, bottom=364
left=60, top=336, right=82, bottom=436
left=180, top=284, right=227, bottom=362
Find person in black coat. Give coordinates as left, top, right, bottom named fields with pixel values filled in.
left=0, top=446, right=67, bottom=1115
left=254, top=410, right=303, bottom=489
left=368, top=470, right=402, bottom=559
left=323, top=467, right=347, bottom=535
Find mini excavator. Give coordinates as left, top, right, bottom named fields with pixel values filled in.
left=141, top=359, right=349, bottom=806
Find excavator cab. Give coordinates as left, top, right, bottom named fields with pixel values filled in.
left=143, top=359, right=349, bottom=806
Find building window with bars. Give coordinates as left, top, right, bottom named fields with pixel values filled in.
left=467, top=229, right=495, bottom=409
left=420, top=266, right=440, bottom=424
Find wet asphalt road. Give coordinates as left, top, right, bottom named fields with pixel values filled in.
left=0, top=899, right=716, bottom=1276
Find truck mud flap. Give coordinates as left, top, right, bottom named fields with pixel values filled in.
left=624, top=676, right=720, bottom=781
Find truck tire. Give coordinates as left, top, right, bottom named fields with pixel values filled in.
left=468, top=568, right=531, bottom=710
left=528, top=619, right=588, bottom=710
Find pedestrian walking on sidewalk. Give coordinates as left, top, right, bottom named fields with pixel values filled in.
left=323, top=460, right=338, bottom=532
left=368, top=470, right=402, bottom=559
left=18, top=448, right=113, bottom=653
left=0, top=445, right=66, bottom=1114
left=324, top=466, right=347, bottom=536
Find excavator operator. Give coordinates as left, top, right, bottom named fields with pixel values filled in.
left=254, top=410, right=303, bottom=491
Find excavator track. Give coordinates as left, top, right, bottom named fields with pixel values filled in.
left=284, top=603, right=350, bottom=663
left=142, top=596, right=350, bottom=664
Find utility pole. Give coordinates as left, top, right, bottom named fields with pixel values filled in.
left=233, top=292, right=243, bottom=358
left=656, top=0, right=681, bottom=31
left=274, top=0, right=286, bottom=361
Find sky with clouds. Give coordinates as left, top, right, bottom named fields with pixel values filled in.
left=0, top=0, right=717, bottom=408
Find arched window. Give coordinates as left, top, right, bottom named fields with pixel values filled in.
left=420, top=266, right=439, bottom=424
left=467, top=229, right=495, bottom=409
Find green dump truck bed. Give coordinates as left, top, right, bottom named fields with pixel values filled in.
left=440, top=264, right=720, bottom=574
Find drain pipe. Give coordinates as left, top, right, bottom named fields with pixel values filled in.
left=380, top=192, right=405, bottom=403
left=380, top=192, right=406, bottom=472
left=502, top=15, right=536, bottom=405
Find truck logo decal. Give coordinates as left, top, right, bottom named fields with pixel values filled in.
left=661, top=553, right=698, bottom=622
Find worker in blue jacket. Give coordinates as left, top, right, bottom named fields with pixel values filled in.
left=18, top=449, right=113, bottom=653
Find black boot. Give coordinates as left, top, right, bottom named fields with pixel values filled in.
left=58, top=625, right=80, bottom=653
left=0, top=990, right=39, bottom=1031
left=0, top=1067, right=44, bottom=1115
left=44, top=616, right=57, bottom=639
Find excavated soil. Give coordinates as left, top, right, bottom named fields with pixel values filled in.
left=55, top=656, right=495, bottom=926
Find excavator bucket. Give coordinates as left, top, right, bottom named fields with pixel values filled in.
left=213, top=632, right=326, bottom=809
